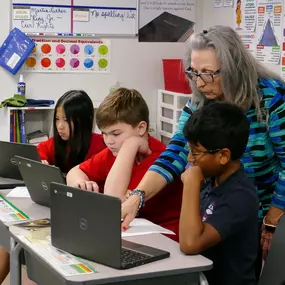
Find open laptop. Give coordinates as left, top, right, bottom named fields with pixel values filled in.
left=50, top=183, right=170, bottom=269
left=15, top=156, right=65, bottom=207
left=139, top=12, right=194, bottom=42
left=0, top=141, right=41, bottom=188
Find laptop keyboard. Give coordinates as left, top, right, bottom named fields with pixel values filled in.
left=121, top=248, right=150, bottom=264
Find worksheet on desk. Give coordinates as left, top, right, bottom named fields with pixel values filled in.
left=6, top=187, right=30, bottom=198
left=122, top=218, right=175, bottom=237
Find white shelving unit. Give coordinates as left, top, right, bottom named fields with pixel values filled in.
left=157, top=89, right=191, bottom=145
left=0, top=101, right=102, bottom=142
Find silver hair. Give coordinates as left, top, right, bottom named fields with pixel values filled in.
left=185, top=25, right=283, bottom=121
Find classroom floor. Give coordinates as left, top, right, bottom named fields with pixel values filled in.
left=2, top=269, right=37, bottom=285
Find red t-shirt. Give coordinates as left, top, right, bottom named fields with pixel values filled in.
left=79, top=136, right=182, bottom=242
left=37, top=133, right=106, bottom=172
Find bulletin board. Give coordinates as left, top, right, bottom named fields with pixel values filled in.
left=12, top=0, right=138, bottom=37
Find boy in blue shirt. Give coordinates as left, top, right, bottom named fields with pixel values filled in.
left=180, top=102, right=259, bottom=285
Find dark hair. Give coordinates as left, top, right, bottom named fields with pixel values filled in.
left=53, top=90, right=94, bottom=172
left=183, top=102, right=249, bottom=160
left=236, top=0, right=241, bottom=12
left=96, top=87, right=149, bottom=129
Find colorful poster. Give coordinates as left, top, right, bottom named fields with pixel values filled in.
left=256, top=1, right=282, bottom=64
left=281, top=12, right=285, bottom=79
left=139, top=0, right=195, bottom=42
left=214, top=0, right=224, bottom=8
left=24, top=38, right=111, bottom=73
left=233, top=0, right=257, bottom=32
left=240, top=33, right=257, bottom=56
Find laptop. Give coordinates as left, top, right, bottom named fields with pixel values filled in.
left=0, top=141, right=41, bottom=188
left=15, top=156, right=65, bottom=207
left=139, top=12, right=194, bottom=42
left=50, top=183, right=170, bottom=269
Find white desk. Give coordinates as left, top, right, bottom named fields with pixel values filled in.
left=11, top=230, right=212, bottom=285
left=1, top=191, right=212, bottom=285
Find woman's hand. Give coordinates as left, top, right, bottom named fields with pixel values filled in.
left=261, top=224, right=273, bottom=261
left=121, top=195, right=140, bottom=231
left=261, top=205, right=284, bottom=260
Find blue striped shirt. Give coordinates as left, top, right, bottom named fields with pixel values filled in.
left=150, top=78, right=285, bottom=218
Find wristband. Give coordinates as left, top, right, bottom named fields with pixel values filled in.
left=125, top=189, right=145, bottom=211
left=263, top=216, right=276, bottom=233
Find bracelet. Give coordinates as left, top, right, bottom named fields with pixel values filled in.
left=263, top=211, right=284, bottom=227
left=263, top=216, right=277, bottom=233
left=263, top=216, right=277, bottom=228
left=125, top=189, right=145, bottom=211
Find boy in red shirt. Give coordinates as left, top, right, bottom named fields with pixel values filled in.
left=67, top=88, right=182, bottom=241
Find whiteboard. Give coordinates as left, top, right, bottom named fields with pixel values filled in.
left=12, top=0, right=137, bottom=37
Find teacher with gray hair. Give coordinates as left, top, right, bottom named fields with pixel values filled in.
left=122, top=25, right=285, bottom=264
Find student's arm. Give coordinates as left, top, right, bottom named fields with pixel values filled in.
left=124, top=101, right=196, bottom=210
left=104, top=137, right=151, bottom=200
left=37, top=138, right=54, bottom=164
left=179, top=166, right=221, bottom=255
left=180, top=166, right=258, bottom=255
left=66, top=151, right=108, bottom=192
left=121, top=102, right=196, bottom=229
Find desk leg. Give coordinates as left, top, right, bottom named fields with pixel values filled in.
left=10, top=237, right=22, bottom=285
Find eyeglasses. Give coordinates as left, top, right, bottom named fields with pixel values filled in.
left=185, top=67, right=221, bottom=83
left=189, top=148, right=220, bottom=158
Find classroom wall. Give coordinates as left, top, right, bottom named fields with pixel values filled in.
left=0, top=0, right=203, bottom=140
left=202, top=1, right=280, bottom=75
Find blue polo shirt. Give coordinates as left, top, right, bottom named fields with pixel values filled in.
left=201, top=168, right=259, bottom=285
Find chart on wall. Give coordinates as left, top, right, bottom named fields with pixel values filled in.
left=281, top=10, right=285, bottom=79
left=24, top=38, right=111, bottom=73
left=234, top=0, right=283, bottom=64
left=256, top=1, right=282, bottom=64
left=138, top=0, right=196, bottom=42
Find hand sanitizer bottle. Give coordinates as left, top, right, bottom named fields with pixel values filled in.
left=17, top=74, right=26, bottom=96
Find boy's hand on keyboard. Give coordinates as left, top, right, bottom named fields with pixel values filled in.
left=74, top=180, right=99, bottom=192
